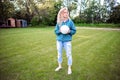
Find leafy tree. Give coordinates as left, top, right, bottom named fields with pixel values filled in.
left=30, top=0, right=62, bottom=26
left=0, top=1, right=15, bottom=22
left=14, top=0, right=36, bottom=24
left=107, top=5, right=120, bottom=23
left=84, top=1, right=101, bottom=23
left=61, top=0, right=77, bottom=18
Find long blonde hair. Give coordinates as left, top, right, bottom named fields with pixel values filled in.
left=57, top=7, right=70, bottom=25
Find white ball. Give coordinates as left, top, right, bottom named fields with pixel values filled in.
left=60, top=25, right=70, bottom=34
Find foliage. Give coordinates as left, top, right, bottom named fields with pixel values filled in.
left=73, top=15, right=87, bottom=23
left=14, top=0, right=36, bottom=24
left=84, top=1, right=101, bottom=23
left=74, top=0, right=105, bottom=24
left=0, top=1, right=15, bottom=22
left=68, top=2, right=77, bottom=12
left=38, top=8, right=56, bottom=26
left=74, top=0, right=119, bottom=24
left=13, top=9, right=32, bottom=25
left=30, top=1, right=62, bottom=26
left=31, top=16, right=40, bottom=26
left=61, top=0, right=77, bottom=17
left=107, top=5, right=120, bottom=23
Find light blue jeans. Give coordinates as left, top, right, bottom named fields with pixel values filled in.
left=56, top=40, right=72, bottom=66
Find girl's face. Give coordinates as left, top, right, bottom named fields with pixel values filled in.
left=61, top=9, right=69, bottom=19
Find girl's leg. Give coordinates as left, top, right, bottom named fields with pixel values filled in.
left=64, top=41, right=72, bottom=74
left=55, top=41, right=63, bottom=71
left=64, top=41, right=72, bottom=66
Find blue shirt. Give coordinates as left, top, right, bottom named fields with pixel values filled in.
left=54, top=19, right=76, bottom=42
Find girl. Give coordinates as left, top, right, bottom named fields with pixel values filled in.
left=54, top=7, right=76, bottom=75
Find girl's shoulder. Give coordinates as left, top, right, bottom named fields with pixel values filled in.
left=68, top=19, right=74, bottom=24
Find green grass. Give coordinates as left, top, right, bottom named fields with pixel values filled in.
left=0, top=27, right=120, bottom=80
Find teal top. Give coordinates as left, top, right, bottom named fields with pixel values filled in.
left=54, top=19, right=76, bottom=42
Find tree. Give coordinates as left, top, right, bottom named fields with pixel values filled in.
left=0, top=1, right=15, bottom=22
left=62, top=0, right=77, bottom=18
left=14, top=0, right=37, bottom=24
left=107, top=4, right=120, bottom=23
left=30, top=0, right=62, bottom=26
left=84, top=0, right=101, bottom=23
left=73, top=0, right=119, bottom=23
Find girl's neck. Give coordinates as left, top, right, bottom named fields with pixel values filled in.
left=63, top=18, right=68, bottom=22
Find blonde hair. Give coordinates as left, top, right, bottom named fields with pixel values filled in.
left=57, top=7, right=70, bottom=25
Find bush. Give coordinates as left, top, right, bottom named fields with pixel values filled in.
left=73, top=16, right=87, bottom=23
left=31, top=16, right=40, bottom=26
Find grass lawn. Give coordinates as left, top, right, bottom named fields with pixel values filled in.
left=0, top=27, right=120, bottom=80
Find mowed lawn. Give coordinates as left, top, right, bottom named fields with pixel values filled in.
left=0, top=27, right=120, bottom=80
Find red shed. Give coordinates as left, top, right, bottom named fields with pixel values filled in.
left=7, top=18, right=16, bottom=27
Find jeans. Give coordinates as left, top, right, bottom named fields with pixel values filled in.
left=56, top=40, right=72, bottom=66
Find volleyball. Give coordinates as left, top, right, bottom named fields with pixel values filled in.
left=60, top=25, right=70, bottom=34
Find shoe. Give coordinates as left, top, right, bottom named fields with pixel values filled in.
left=55, top=67, right=62, bottom=71
left=68, top=68, right=72, bottom=75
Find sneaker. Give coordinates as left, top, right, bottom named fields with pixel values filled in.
left=68, top=68, right=72, bottom=75
left=55, top=67, right=62, bottom=71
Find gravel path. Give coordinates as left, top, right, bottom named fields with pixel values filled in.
left=77, top=27, right=120, bottom=31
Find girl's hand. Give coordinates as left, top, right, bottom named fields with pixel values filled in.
left=67, top=30, right=70, bottom=34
